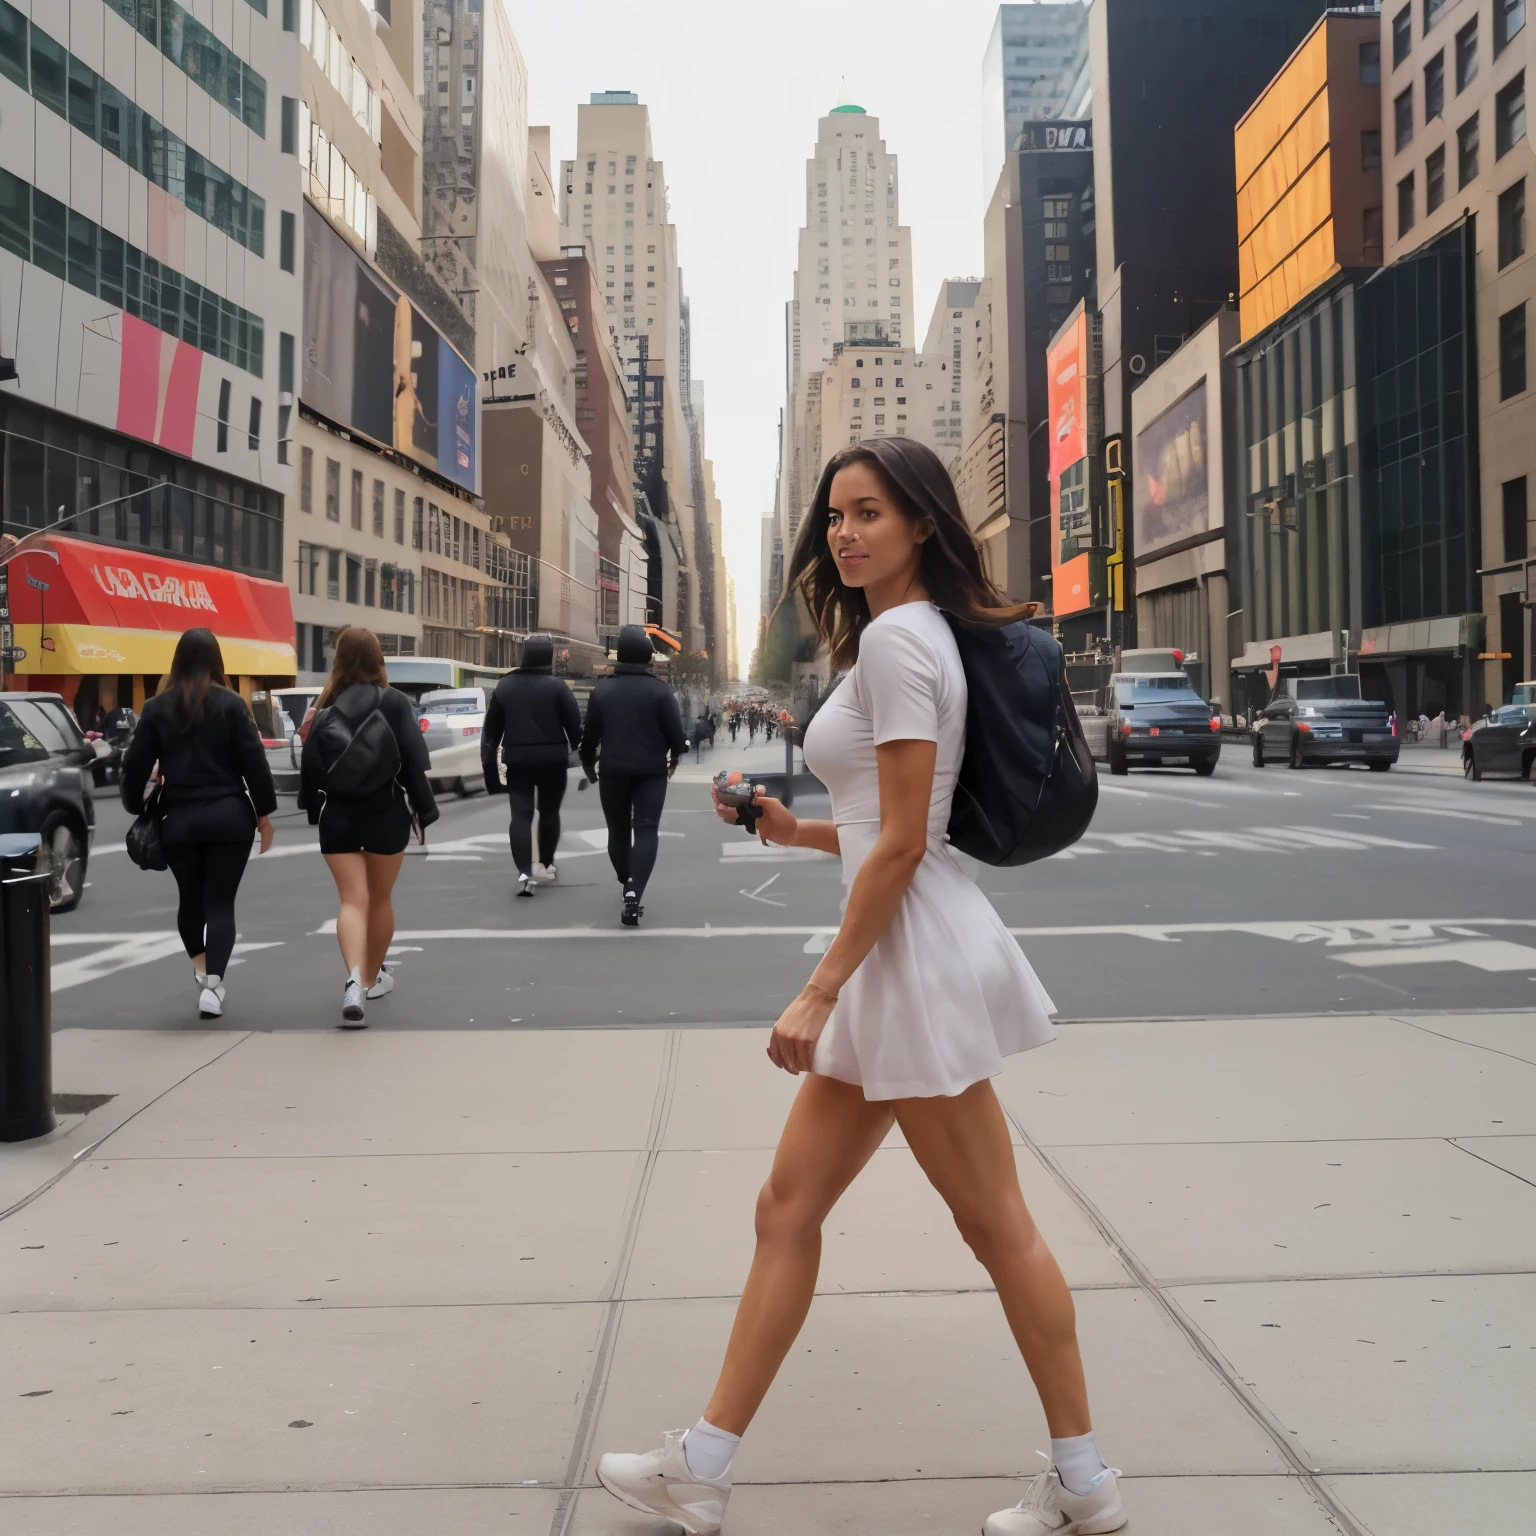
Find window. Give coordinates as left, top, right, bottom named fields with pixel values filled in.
left=1500, top=302, right=1526, bottom=399
left=350, top=469, right=363, bottom=530
left=372, top=478, right=385, bottom=537
left=1456, top=17, right=1479, bottom=92
left=1425, top=53, right=1444, bottom=121
left=300, top=446, right=313, bottom=511
left=394, top=487, right=405, bottom=544
left=1497, top=73, right=1526, bottom=158
left=1500, top=179, right=1527, bottom=266
left=1395, top=88, right=1414, bottom=151
left=279, top=209, right=295, bottom=272
left=247, top=396, right=260, bottom=450
left=1360, top=40, right=1380, bottom=85
left=1364, top=205, right=1385, bottom=263
left=1424, top=0, right=1450, bottom=32
left=412, top=496, right=424, bottom=550
left=1427, top=145, right=1446, bottom=211
left=1393, top=6, right=1412, bottom=67
left=1496, top=0, right=1526, bottom=55
left=1362, top=129, right=1382, bottom=170
left=1398, top=171, right=1416, bottom=237
left=326, top=548, right=340, bottom=599
left=364, top=557, right=376, bottom=607
left=216, top=377, right=230, bottom=453
left=345, top=554, right=360, bottom=605
left=1504, top=476, right=1529, bottom=560
left=281, top=96, right=297, bottom=154
left=325, top=458, right=340, bottom=520
left=1458, top=112, right=1480, bottom=186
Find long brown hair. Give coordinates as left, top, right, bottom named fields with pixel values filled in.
left=159, top=627, right=227, bottom=731
left=782, top=437, right=1035, bottom=670
left=315, top=626, right=389, bottom=709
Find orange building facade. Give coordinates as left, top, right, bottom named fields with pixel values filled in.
left=1235, top=12, right=1385, bottom=343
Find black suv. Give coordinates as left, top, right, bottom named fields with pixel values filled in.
left=0, top=693, right=96, bottom=909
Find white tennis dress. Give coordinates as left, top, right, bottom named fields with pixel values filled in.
left=800, top=601, right=1057, bottom=1100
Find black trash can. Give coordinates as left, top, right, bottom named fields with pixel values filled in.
left=0, top=832, right=54, bottom=1142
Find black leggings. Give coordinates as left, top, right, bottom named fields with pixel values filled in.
left=506, top=764, right=569, bottom=875
left=163, top=840, right=253, bottom=978
left=598, top=772, right=668, bottom=897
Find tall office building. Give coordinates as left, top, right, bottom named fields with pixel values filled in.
left=922, top=278, right=983, bottom=466
left=982, top=2, right=1092, bottom=192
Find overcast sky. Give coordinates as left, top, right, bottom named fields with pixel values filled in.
left=511, top=0, right=1028, bottom=674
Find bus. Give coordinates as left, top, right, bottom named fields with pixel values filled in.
left=384, top=657, right=505, bottom=706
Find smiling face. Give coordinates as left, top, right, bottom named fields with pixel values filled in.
left=825, top=459, right=929, bottom=595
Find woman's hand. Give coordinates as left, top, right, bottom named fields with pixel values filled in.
left=711, top=785, right=798, bottom=846
left=256, top=815, right=274, bottom=854
left=767, top=983, right=837, bottom=1075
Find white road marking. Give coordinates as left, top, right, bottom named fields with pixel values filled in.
left=739, top=873, right=786, bottom=907
left=1364, top=803, right=1523, bottom=827
left=720, top=842, right=831, bottom=863
left=1078, top=824, right=1438, bottom=855
left=1339, top=939, right=1536, bottom=973
left=51, top=938, right=283, bottom=992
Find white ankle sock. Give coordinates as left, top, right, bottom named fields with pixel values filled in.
left=203, top=974, right=222, bottom=990
left=683, top=1418, right=739, bottom=1481
left=1051, top=1431, right=1109, bottom=1495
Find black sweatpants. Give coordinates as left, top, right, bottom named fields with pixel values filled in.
left=163, top=841, right=253, bottom=978
left=506, top=764, right=569, bottom=876
left=598, top=771, right=669, bottom=897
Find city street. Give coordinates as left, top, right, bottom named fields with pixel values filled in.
left=47, top=736, right=1536, bottom=1030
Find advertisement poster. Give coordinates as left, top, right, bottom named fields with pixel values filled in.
left=1047, top=311, right=1093, bottom=616
left=302, top=204, right=476, bottom=493
left=1135, top=380, right=1210, bottom=557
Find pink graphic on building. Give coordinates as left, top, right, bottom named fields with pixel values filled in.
left=116, top=313, right=202, bottom=455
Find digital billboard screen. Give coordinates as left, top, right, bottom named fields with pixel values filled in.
left=301, top=204, right=476, bottom=493
left=1135, top=380, right=1210, bottom=557
left=1047, top=311, right=1093, bottom=616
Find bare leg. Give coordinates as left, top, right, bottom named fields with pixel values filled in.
left=895, top=1080, right=1092, bottom=1437
left=323, top=853, right=370, bottom=975
left=701, top=1073, right=894, bottom=1434
left=362, top=850, right=405, bottom=984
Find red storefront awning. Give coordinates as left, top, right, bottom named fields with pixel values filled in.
left=4, top=537, right=295, bottom=677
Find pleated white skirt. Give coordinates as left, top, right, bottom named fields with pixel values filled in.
left=812, top=823, right=1057, bottom=1101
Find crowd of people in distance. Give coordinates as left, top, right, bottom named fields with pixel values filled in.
left=720, top=698, right=793, bottom=746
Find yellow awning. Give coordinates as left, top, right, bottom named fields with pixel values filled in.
left=8, top=624, right=296, bottom=677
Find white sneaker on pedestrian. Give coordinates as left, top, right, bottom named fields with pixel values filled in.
left=596, top=1428, right=731, bottom=1535
left=197, top=975, right=225, bottom=1020
left=341, top=979, right=367, bottom=1027
left=984, top=1463, right=1125, bottom=1535
left=365, top=968, right=395, bottom=1000
left=516, top=872, right=537, bottom=898
left=533, top=862, right=558, bottom=883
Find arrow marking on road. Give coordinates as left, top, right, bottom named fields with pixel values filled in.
left=740, top=873, right=786, bottom=907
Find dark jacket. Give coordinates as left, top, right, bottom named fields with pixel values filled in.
left=297, top=683, right=439, bottom=830
left=481, top=670, right=582, bottom=788
left=121, top=686, right=277, bottom=820
left=580, top=665, right=688, bottom=778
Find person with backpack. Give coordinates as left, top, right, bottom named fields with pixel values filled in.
left=596, top=438, right=1121, bottom=1536
left=479, top=633, right=582, bottom=898
left=299, top=627, right=438, bottom=1027
left=119, top=628, right=276, bottom=1021
left=579, top=624, right=688, bottom=927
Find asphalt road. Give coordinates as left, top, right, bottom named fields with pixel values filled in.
left=53, top=737, right=1536, bottom=1030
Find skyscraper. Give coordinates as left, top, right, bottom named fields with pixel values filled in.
left=982, top=3, right=1092, bottom=192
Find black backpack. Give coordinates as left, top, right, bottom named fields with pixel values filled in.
left=309, top=684, right=402, bottom=801
left=943, top=616, right=1098, bottom=866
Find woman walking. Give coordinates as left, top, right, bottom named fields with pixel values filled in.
left=299, top=627, right=438, bottom=1027
left=120, top=628, right=276, bottom=1020
left=597, top=439, right=1123, bottom=1536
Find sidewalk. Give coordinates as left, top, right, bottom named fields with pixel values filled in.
left=3, top=1015, right=1532, bottom=1534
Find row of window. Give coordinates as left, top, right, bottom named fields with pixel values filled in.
left=295, top=541, right=416, bottom=611
left=103, top=0, right=266, bottom=137
left=0, top=4, right=267, bottom=256
left=299, top=0, right=381, bottom=144
left=0, top=168, right=266, bottom=377
left=1392, top=0, right=1524, bottom=72
left=299, top=101, right=376, bottom=254
left=1396, top=76, right=1526, bottom=239
left=1392, top=18, right=1523, bottom=153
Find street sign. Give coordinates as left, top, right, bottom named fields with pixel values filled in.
left=0, top=646, right=27, bottom=664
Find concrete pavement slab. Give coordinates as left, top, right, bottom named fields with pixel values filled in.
left=624, top=1145, right=1128, bottom=1299
left=1054, top=1137, right=1536, bottom=1282
left=1166, top=1274, right=1536, bottom=1471
left=1, top=1489, right=559, bottom=1535
left=996, top=1016, right=1536, bottom=1144
left=591, top=1289, right=1283, bottom=1483
left=2, top=1031, right=246, bottom=1215
left=0, top=1302, right=602, bottom=1495
left=569, top=1473, right=1340, bottom=1535
left=1327, top=1471, right=1536, bottom=1534
left=2, top=1150, right=642, bottom=1309
left=99, top=1029, right=667, bottom=1157
left=1396, top=1011, right=1536, bottom=1066
left=1455, top=1134, right=1536, bottom=1184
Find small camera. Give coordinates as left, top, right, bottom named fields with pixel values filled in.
left=713, top=769, right=763, bottom=834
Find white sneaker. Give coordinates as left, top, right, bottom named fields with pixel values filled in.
left=596, top=1428, right=731, bottom=1535
left=197, top=980, right=225, bottom=1020
left=516, top=872, right=537, bottom=898
left=341, top=979, right=367, bottom=1027
left=985, top=1464, right=1125, bottom=1536
left=534, top=862, right=558, bottom=883
left=365, top=968, right=395, bottom=1000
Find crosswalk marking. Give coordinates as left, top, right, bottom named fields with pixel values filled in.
left=1062, top=823, right=1439, bottom=858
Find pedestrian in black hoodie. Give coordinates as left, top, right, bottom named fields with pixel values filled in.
left=580, top=624, right=688, bottom=926
left=481, top=633, right=582, bottom=898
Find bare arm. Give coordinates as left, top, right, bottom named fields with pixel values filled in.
left=709, top=790, right=841, bottom=855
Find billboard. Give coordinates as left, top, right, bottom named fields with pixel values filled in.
left=1135, top=380, right=1210, bottom=557
left=301, top=204, right=476, bottom=492
left=1047, top=310, right=1094, bottom=616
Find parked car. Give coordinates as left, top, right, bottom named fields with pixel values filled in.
left=263, top=687, right=323, bottom=768
left=416, top=687, right=487, bottom=796
left=0, top=692, right=96, bottom=910
left=1103, top=670, right=1222, bottom=776
left=1252, top=674, right=1398, bottom=770
left=1462, top=704, right=1536, bottom=780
